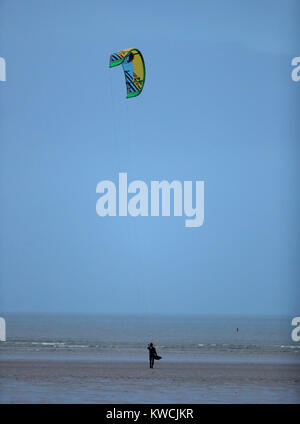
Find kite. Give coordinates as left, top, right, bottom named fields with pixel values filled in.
left=109, top=48, right=145, bottom=98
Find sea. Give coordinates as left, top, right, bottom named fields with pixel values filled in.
left=1, top=313, right=299, bottom=363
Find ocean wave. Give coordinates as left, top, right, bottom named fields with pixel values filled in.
left=280, top=345, right=300, bottom=349
left=32, top=342, right=65, bottom=346
left=1, top=340, right=299, bottom=355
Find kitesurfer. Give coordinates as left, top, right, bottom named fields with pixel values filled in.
left=147, top=343, right=161, bottom=368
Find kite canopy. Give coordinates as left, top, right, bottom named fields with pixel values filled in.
left=109, top=48, right=145, bottom=98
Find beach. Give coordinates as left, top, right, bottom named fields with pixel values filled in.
left=1, top=314, right=299, bottom=403
left=1, top=359, right=299, bottom=403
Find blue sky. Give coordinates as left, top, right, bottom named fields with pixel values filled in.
left=0, top=0, right=299, bottom=314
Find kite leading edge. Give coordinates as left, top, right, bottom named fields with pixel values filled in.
left=109, top=48, right=145, bottom=98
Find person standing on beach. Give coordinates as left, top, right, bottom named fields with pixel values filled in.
left=147, top=342, right=161, bottom=368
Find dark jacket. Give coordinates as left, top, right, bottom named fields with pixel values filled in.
left=147, top=345, right=157, bottom=357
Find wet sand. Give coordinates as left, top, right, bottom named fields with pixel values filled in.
left=0, top=359, right=299, bottom=403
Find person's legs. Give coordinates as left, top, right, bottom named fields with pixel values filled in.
left=150, top=356, right=154, bottom=368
